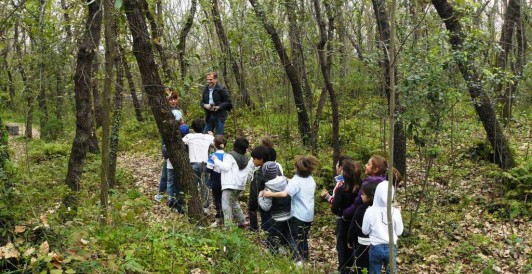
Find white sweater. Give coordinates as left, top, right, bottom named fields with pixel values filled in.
left=212, top=154, right=250, bottom=191
left=362, top=181, right=403, bottom=245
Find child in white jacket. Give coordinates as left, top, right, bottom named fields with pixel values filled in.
left=362, top=181, right=403, bottom=274
left=212, top=137, right=250, bottom=227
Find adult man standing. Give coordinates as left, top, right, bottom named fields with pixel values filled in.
left=201, top=72, right=232, bottom=135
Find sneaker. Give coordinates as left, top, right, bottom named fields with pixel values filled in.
left=237, top=221, right=249, bottom=229
left=154, top=194, right=163, bottom=202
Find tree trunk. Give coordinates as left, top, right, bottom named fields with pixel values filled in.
left=64, top=0, right=103, bottom=214
left=371, top=0, right=407, bottom=176
left=211, top=0, right=254, bottom=109
left=109, top=46, right=124, bottom=190
left=90, top=57, right=101, bottom=154
left=14, top=20, right=32, bottom=139
left=496, top=0, right=522, bottom=123
left=120, top=45, right=144, bottom=122
left=141, top=0, right=173, bottom=83
left=177, top=0, right=197, bottom=81
left=249, top=0, right=312, bottom=145
left=312, top=0, right=340, bottom=169
left=100, top=0, right=118, bottom=221
left=1, top=45, right=15, bottom=110
left=432, top=0, right=515, bottom=170
left=123, top=0, right=202, bottom=220
left=37, top=0, right=49, bottom=140
left=285, top=0, right=313, bottom=112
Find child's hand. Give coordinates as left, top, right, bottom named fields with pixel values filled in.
left=347, top=243, right=353, bottom=249
left=204, top=104, right=211, bottom=110
left=320, top=189, right=330, bottom=199
left=259, top=190, right=264, bottom=197
left=211, top=155, right=217, bottom=161
left=207, top=131, right=214, bottom=136
left=263, top=189, right=272, bottom=197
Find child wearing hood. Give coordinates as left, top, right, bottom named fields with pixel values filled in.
left=362, top=182, right=403, bottom=274
left=259, top=161, right=290, bottom=251
left=212, top=137, right=251, bottom=228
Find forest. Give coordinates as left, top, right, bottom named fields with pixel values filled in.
left=0, top=0, right=530, bottom=273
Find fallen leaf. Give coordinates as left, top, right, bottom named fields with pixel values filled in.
left=23, top=247, right=35, bottom=257
left=1, top=243, right=20, bottom=259
left=40, top=214, right=50, bottom=228
left=15, top=226, right=26, bottom=233
left=39, top=241, right=49, bottom=255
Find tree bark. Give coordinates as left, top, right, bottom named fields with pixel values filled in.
left=124, top=0, right=202, bottom=219
left=89, top=57, right=101, bottom=154
left=371, top=0, right=407, bottom=177
left=120, top=45, right=144, bottom=123
left=285, top=0, right=313, bottom=112
left=109, top=45, right=124, bottom=190
left=249, top=0, right=312, bottom=145
left=177, top=0, right=197, bottom=81
left=432, top=0, right=515, bottom=169
left=141, top=0, right=173, bottom=83
left=312, top=0, right=340, bottom=169
left=496, top=0, right=522, bottom=122
left=211, top=0, right=254, bottom=109
left=37, top=0, right=49, bottom=140
left=64, top=0, right=103, bottom=213
left=14, top=19, right=32, bottom=139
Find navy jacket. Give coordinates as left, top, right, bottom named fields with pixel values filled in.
left=201, top=84, right=232, bottom=120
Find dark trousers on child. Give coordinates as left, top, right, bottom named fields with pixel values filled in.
left=209, top=171, right=223, bottom=220
left=336, top=218, right=354, bottom=274
left=288, top=217, right=312, bottom=261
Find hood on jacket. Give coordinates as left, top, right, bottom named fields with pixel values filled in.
left=373, top=181, right=394, bottom=208
left=265, top=176, right=288, bottom=192
left=228, top=151, right=249, bottom=170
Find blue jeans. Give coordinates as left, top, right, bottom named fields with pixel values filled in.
left=166, top=168, right=178, bottom=199
left=203, top=115, right=225, bottom=136
left=369, top=244, right=397, bottom=274
left=191, top=162, right=210, bottom=208
left=158, top=161, right=167, bottom=194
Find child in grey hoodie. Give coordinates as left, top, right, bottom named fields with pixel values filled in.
left=259, top=161, right=290, bottom=252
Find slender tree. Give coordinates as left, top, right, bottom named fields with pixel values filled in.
left=64, top=0, right=103, bottom=214
left=431, top=0, right=515, bottom=169
left=211, top=0, right=254, bottom=108
left=120, top=45, right=144, bottom=122
left=312, top=0, right=340, bottom=169
left=249, top=0, right=312, bottom=145
left=372, top=0, right=407, bottom=176
left=123, top=0, right=202, bottom=219
left=176, top=0, right=197, bottom=81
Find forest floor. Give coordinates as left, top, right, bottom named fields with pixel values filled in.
left=116, top=148, right=531, bottom=273
left=4, top=123, right=531, bottom=273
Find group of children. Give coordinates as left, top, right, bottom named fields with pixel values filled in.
left=322, top=155, right=403, bottom=274
left=154, top=88, right=403, bottom=272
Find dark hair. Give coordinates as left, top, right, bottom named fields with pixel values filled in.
left=361, top=181, right=379, bottom=206
left=266, top=147, right=277, bottom=162
left=370, top=155, right=402, bottom=186
left=214, top=135, right=227, bottom=150
left=191, top=118, right=205, bottom=133
left=294, top=155, right=319, bottom=178
left=233, top=137, right=249, bottom=154
left=250, top=146, right=270, bottom=161
left=207, top=71, right=218, bottom=79
left=337, top=155, right=353, bottom=168
left=261, top=137, right=274, bottom=148
left=342, top=159, right=362, bottom=193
